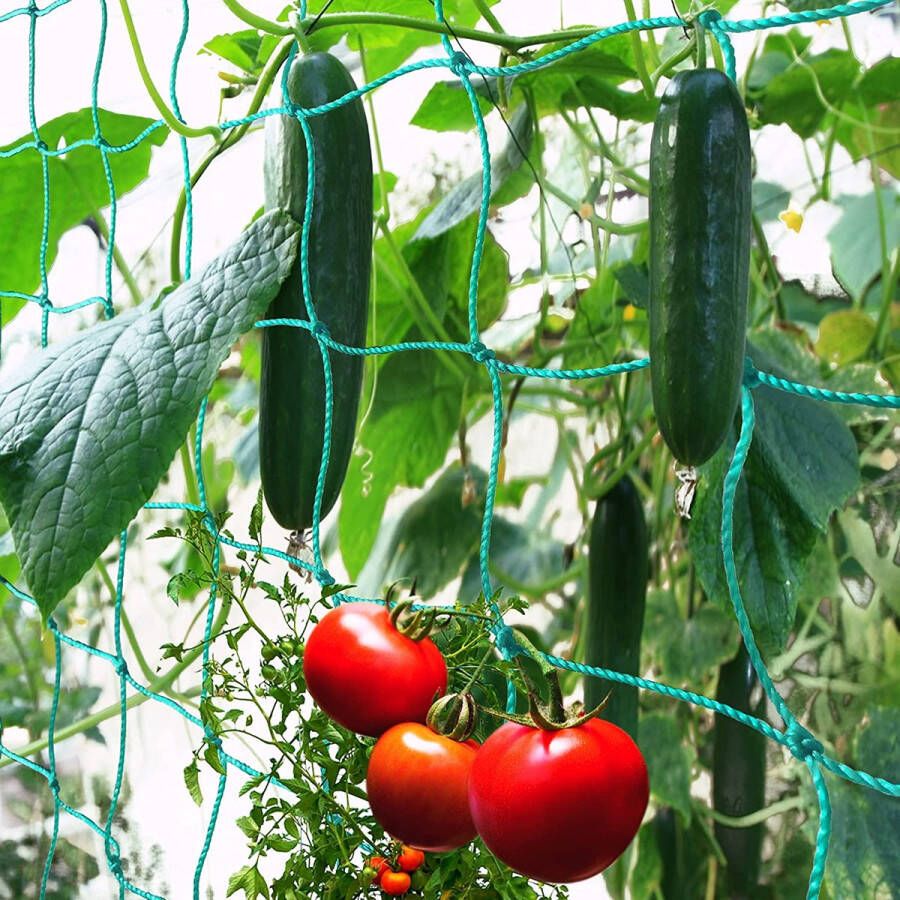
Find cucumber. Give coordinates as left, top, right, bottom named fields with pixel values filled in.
left=713, top=642, right=767, bottom=898
left=583, top=474, right=648, bottom=740
left=259, top=52, right=373, bottom=531
left=648, top=69, right=751, bottom=466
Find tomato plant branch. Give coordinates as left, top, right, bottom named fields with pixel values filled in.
left=117, top=0, right=220, bottom=139
left=0, top=595, right=230, bottom=771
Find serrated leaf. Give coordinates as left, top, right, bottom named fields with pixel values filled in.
left=183, top=759, right=203, bottom=807
left=0, top=109, right=168, bottom=326
left=689, top=338, right=859, bottom=654
left=204, top=743, right=227, bottom=775
left=638, top=713, right=695, bottom=823
left=0, top=211, right=300, bottom=620
left=226, top=864, right=270, bottom=900
left=414, top=105, right=533, bottom=241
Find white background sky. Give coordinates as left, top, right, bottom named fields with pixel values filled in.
left=0, top=1, right=894, bottom=898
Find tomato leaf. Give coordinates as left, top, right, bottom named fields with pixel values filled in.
left=183, top=759, right=203, bottom=807
left=226, top=864, right=270, bottom=900
left=689, top=339, right=859, bottom=655
left=0, top=211, right=300, bottom=621
left=0, top=109, right=167, bottom=327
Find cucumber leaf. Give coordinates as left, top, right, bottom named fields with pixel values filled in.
left=0, top=211, right=300, bottom=621
left=689, top=337, right=859, bottom=655
left=0, top=109, right=168, bottom=327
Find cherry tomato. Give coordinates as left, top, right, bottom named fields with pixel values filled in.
left=380, top=871, right=411, bottom=895
left=397, top=845, right=425, bottom=872
left=367, top=856, right=389, bottom=883
left=468, top=719, right=649, bottom=883
left=303, top=603, right=447, bottom=737
left=367, top=723, right=478, bottom=852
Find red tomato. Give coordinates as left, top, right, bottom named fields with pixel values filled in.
left=367, top=856, right=389, bottom=883
left=468, top=719, right=649, bottom=883
left=367, top=723, right=478, bottom=852
left=380, top=871, right=411, bottom=895
left=303, top=603, right=447, bottom=737
left=397, top=845, right=425, bottom=872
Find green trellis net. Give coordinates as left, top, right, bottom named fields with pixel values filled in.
left=0, top=1, right=898, bottom=898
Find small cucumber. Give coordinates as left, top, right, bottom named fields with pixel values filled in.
left=583, top=474, right=648, bottom=740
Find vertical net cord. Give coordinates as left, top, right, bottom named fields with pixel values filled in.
left=26, top=0, right=52, bottom=347
left=170, top=0, right=193, bottom=278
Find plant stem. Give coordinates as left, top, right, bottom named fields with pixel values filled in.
left=585, top=429, right=654, bottom=500
left=705, top=795, right=806, bottom=828
left=474, top=0, right=505, bottom=35
left=169, top=36, right=294, bottom=283
left=751, top=214, right=785, bottom=321
left=117, top=0, right=220, bottom=139
left=623, top=0, right=654, bottom=98
left=2, top=609, right=40, bottom=706
left=542, top=181, right=646, bottom=235
left=0, top=597, right=231, bottom=771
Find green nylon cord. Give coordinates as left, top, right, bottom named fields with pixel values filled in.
left=0, top=2, right=898, bottom=898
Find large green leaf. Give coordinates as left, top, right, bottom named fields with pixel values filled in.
left=638, top=714, right=695, bottom=823
left=826, top=707, right=900, bottom=898
left=413, top=105, right=534, bottom=241
left=0, top=211, right=300, bottom=620
left=828, top=190, right=900, bottom=299
left=200, top=29, right=279, bottom=73
left=411, top=80, right=496, bottom=133
left=0, top=109, right=167, bottom=326
left=749, top=48, right=860, bottom=138
left=644, top=590, right=739, bottom=687
left=689, top=337, right=860, bottom=655
left=338, top=351, right=463, bottom=578
left=358, top=464, right=484, bottom=598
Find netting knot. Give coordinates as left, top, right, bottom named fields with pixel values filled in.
left=310, top=320, right=331, bottom=342
left=492, top=624, right=523, bottom=660
left=48, top=777, right=61, bottom=795
left=743, top=357, right=761, bottom=389
left=95, top=136, right=110, bottom=150
left=784, top=722, right=823, bottom=762
left=697, top=9, right=723, bottom=28
left=35, top=139, right=48, bottom=153
left=204, top=729, right=223, bottom=749
left=315, top=567, right=335, bottom=587
left=469, top=341, right=496, bottom=364
left=114, top=658, right=128, bottom=677
left=448, top=51, right=473, bottom=77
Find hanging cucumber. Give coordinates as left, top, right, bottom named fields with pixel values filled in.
left=648, top=69, right=751, bottom=466
left=713, top=641, right=767, bottom=898
left=583, top=474, right=648, bottom=741
left=259, top=52, right=373, bottom=531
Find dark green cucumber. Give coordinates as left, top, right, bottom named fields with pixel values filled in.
left=713, top=641, right=767, bottom=899
left=259, top=52, right=372, bottom=531
left=583, top=474, right=648, bottom=741
left=649, top=69, right=751, bottom=466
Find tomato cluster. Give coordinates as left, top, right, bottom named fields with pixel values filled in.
left=302, top=601, right=650, bottom=887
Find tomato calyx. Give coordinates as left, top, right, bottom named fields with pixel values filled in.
left=387, top=595, right=438, bottom=642
left=427, top=692, right=477, bottom=742
left=485, top=628, right=612, bottom=731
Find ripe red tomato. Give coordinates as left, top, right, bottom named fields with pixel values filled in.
left=397, top=845, right=425, bottom=872
left=468, top=719, right=649, bottom=883
left=379, top=871, right=411, bottom=895
left=367, top=723, right=478, bottom=852
left=303, top=602, right=447, bottom=737
left=367, top=856, right=389, bottom=883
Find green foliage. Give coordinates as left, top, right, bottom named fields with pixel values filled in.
left=0, top=211, right=299, bottom=619
left=0, top=109, right=167, bottom=325
left=638, top=714, right=695, bottom=823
